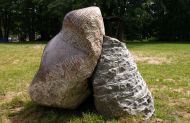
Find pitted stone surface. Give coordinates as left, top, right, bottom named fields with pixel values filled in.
left=29, top=7, right=105, bottom=109
left=92, top=36, right=154, bottom=118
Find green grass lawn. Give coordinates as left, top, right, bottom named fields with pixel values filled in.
left=0, top=42, right=190, bottom=123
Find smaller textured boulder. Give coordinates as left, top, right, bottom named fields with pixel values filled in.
left=29, top=7, right=105, bottom=109
left=92, top=36, right=154, bottom=118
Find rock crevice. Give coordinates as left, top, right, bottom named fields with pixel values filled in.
left=29, top=7, right=154, bottom=119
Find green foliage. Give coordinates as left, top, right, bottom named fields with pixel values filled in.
left=0, top=0, right=190, bottom=41
left=156, top=0, right=190, bottom=41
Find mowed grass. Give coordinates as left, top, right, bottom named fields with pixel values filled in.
left=0, top=42, right=190, bottom=123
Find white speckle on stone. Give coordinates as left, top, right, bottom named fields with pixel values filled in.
left=92, top=36, right=155, bottom=119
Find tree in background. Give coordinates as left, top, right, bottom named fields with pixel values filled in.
left=155, top=0, right=190, bottom=41
left=71, top=0, right=154, bottom=41
left=0, top=0, right=13, bottom=41
left=0, top=0, right=189, bottom=42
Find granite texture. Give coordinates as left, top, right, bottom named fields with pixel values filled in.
left=29, top=7, right=105, bottom=109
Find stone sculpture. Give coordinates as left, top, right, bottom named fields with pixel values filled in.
left=29, top=7, right=105, bottom=109
left=29, top=6, right=154, bottom=119
left=92, top=36, right=154, bottom=118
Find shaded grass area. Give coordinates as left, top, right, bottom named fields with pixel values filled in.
left=0, top=42, right=190, bottom=123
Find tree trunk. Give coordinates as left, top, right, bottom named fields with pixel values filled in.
left=19, top=33, right=27, bottom=41
left=117, top=21, right=124, bottom=41
left=104, top=16, right=124, bottom=42
left=29, top=32, right=35, bottom=41
left=29, top=24, right=35, bottom=41
left=0, top=19, right=3, bottom=37
left=40, top=31, right=50, bottom=41
left=2, top=10, right=10, bottom=41
left=28, top=10, right=35, bottom=41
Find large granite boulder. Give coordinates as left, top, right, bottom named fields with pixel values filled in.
left=92, top=36, right=154, bottom=118
left=29, top=7, right=105, bottom=109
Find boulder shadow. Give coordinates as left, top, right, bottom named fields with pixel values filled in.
left=8, top=95, right=98, bottom=123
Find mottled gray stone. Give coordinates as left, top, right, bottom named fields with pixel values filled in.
left=29, top=7, right=105, bottom=109
left=92, top=36, right=154, bottom=118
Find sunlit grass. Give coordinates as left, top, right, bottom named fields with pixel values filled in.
left=0, top=42, right=190, bottom=123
